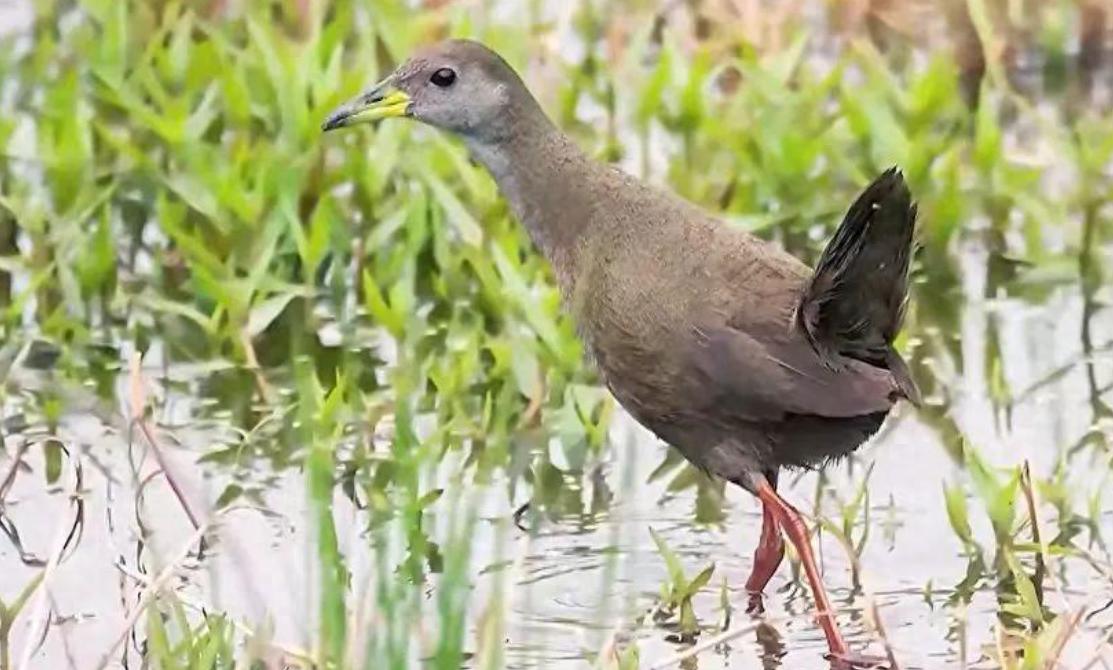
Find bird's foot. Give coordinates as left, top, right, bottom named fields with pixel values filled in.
left=825, top=650, right=890, bottom=669
left=744, top=591, right=765, bottom=615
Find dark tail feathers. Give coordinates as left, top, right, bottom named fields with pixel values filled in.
left=796, top=167, right=920, bottom=404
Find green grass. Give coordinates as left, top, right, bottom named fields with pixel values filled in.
left=0, top=0, right=1111, bottom=668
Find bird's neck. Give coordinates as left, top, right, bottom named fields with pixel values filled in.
left=465, top=118, right=597, bottom=290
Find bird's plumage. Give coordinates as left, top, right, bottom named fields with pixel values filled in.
left=798, top=167, right=920, bottom=404
left=365, top=40, right=921, bottom=491
left=556, top=163, right=917, bottom=487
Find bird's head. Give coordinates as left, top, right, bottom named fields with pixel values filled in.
left=322, top=39, right=529, bottom=143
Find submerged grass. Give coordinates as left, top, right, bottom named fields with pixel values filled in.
left=0, top=0, right=1111, bottom=668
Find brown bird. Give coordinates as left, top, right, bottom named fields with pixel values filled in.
left=324, top=39, right=918, bottom=667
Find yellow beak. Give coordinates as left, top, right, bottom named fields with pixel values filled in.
left=322, top=77, right=411, bottom=131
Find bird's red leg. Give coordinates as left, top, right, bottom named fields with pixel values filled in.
left=744, top=499, right=785, bottom=613
left=753, top=476, right=850, bottom=659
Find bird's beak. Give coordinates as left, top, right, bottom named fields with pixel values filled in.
left=321, top=76, right=411, bottom=132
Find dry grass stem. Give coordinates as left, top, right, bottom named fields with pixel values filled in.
left=92, top=507, right=244, bottom=670
left=1045, top=608, right=1085, bottom=669
left=820, top=512, right=902, bottom=669
left=0, top=441, right=29, bottom=504
left=111, top=561, right=314, bottom=666
left=14, top=445, right=83, bottom=669
left=127, top=352, right=202, bottom=530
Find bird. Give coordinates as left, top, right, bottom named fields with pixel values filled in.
left=323, top=39, right=918, bottom=667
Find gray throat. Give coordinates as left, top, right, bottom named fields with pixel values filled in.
left=464, top=119, right=597, bottom=289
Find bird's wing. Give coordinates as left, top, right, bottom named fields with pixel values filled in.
left=690, top=322, right=898, bottom=423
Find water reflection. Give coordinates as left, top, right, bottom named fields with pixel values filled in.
left=0, top=175, right=1110, bottom=668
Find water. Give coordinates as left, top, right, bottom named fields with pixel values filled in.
left=2, top=249, right=1112, bottom=668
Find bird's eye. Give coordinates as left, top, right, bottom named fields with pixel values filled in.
left=430, top=68, right=457, bottom=88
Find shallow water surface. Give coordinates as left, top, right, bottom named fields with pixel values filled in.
left=3, top=248, right=1113, bottom=668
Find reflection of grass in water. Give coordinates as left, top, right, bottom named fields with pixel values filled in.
left=0, top=439, right=82, bottom=670
left=0, top=0, right=1111, bottom=667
